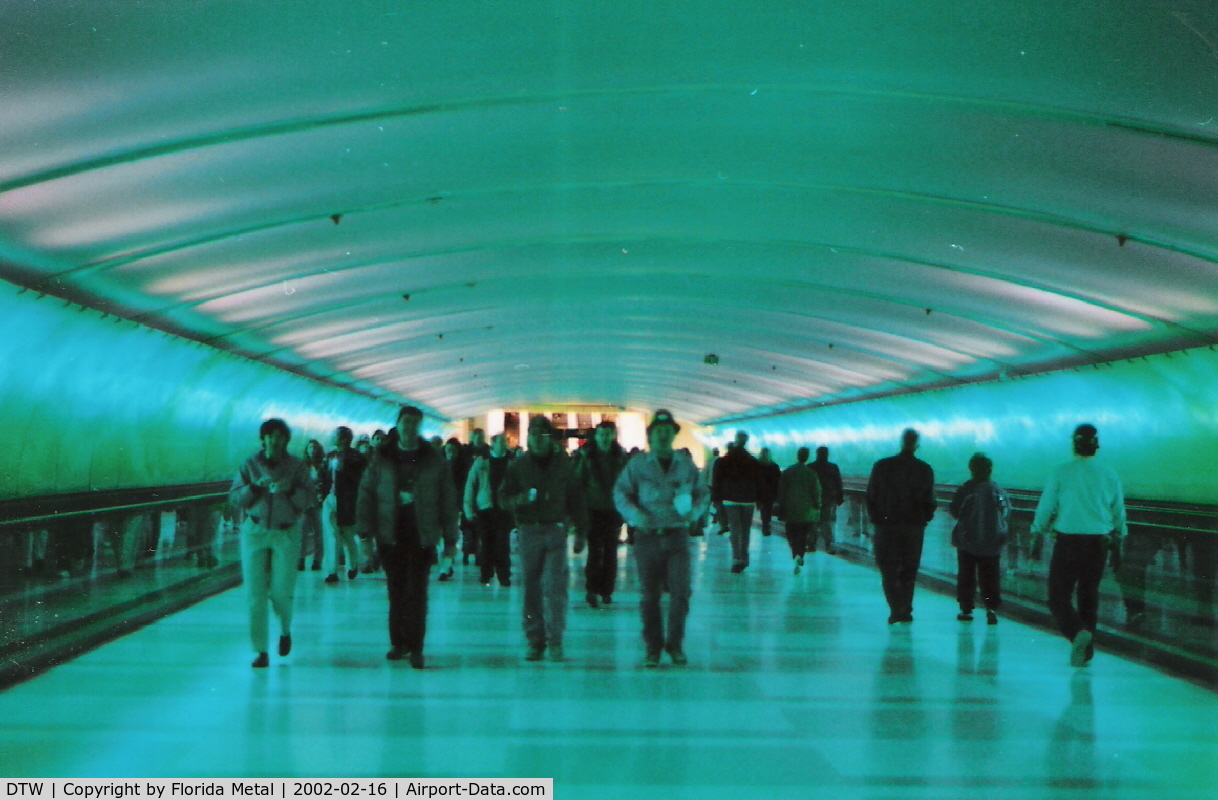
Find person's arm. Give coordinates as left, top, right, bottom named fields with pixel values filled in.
left=1109, top=473, right=1127, bottom=539
left=463, top=459, right=482, bottom=520
left=920, top=465, right=936, bottom=522
left=949, top=483, right=968, bottom=519
left=687, top=458, right=710, bottom=520
left=355, top=459, right=383, bottom=543
left=613, top=461, right=647, bottom=529
left=1030, top=470, right=1060, bottom=536
left=438, top=460, right=459, bottom=557
left=566, top=467, right=588, bottom=553
left=284, top=461, right=314, bottom=513
left=229, top=458, right=263, bottom=510
left=864, top=462, right=881, bottom=521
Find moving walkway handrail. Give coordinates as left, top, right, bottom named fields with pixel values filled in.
left=0, top=481, right=230, bottom=530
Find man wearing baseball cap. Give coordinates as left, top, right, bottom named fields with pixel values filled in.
left=614, top=409, right=709, bottom=667
left=502, top=414, right=588, bottom=662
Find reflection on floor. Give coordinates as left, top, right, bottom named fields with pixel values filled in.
left=0, top=531, right=1215, bottom=799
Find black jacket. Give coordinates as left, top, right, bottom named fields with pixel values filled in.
left=865, top=452, right=936, bottom=526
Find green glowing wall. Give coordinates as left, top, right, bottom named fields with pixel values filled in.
left=0, top=282, right=413, bottom=499
left=706, top=349, right=1218, bottom=503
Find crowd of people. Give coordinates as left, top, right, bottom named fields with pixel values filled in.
left=228, top=411, right=1126, bottom=672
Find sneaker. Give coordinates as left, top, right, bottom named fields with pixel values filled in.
left=730, top=562, right=745, bottom=574
left=251, top=652, right=269, bottom=668
left=666, top=648, right=688, bottom=666
left=278, top=634, right=292, bottom=657
left=386, top=647, right=407, bottom=661
left=797, top=555, right=805, bottom=567
left=324, top=573, right=339, bottom=584
left=548, top=644, right=565, bottom=662
left=793, top=560, right=801, bottom=575
left=957, top=612, right=974, bottom=621
left=525, top=645, right=545, bottom=662
left=348, top=569, right=358, bottom=580
left=437, top=569, right=452, bottom=582
left=409, top=651, right=425, bottom=670
left=1070, top=630, right=1093, bottom=667
left=500, top=578, right=512, bottom=587
left=986, top=610, right=998, bottom=625
left=642, top=650, right=661, bottom=668
left=586, top=592, right=599, bottom=609
left=601, top=595, right=612, bottom=605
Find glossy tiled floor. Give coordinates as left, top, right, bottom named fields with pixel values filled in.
left=0, top=530, right=1214, bottom=799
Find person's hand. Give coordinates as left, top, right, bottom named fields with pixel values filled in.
left=1029, top=532, right=1044, bottom=562
left=398, top=490, right=414, bottom=505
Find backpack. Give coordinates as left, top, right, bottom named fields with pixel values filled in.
left=953, top=481, right=1010, bottom=556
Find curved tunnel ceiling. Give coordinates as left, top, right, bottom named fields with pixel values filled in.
left=2, top=1, right=1218, bottom=424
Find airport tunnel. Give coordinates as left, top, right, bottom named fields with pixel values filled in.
left=0, top=1, right=1216, bottom=784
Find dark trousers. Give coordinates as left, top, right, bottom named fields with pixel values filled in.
left=758, top=500, right=775, bottom=535
left=873, top=523, right=926, bottom=619
left=585, top=509, right=622, bottom=598
left=956, top=550, right=1002, bottom=611
left=812, top=504, right=837, bottom=551
left=476, top=508, right=513, bottom=584
left=518, top=524, right=569, bottom=648
left=379, top=539, right=433, bottom=653
left=634, top=531, right=692, bottom=653
left=725, top=504, right=754, bottom=566
left=1048, top=534, right=1108, bottom=641
left=460, top=516, right=479, bottom=559
left=785, top=521, right=812, bottom=558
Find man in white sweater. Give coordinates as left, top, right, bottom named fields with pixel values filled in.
left=1031, top=423, right=1126, bottom=667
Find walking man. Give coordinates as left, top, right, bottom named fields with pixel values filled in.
left=357, top=405, right=459, bottom=669
left=614, top=410, right=709, bottom=667
left=502, top=415, right=587, bottom=662
left=1031, top=424, right=1125, bottom=667
left=463, top=433, right=516, bottom=587
left=776, top=447, right=822, bottom=574
left=322, top=426, right=366, bottom=584
left=712, top=431, right=762, bottom=573
left=810, top=446, right=844, bottom=554
left=865, top=428, right=936, bottom=624
left=229, top=418, right=313, bottom=668
left=575, top=420, right=629, bottom=608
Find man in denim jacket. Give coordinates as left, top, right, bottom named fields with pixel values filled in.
left=614, top=409, right=709, bottom=667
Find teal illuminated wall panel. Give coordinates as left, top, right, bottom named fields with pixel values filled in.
left=0, top=282, right=412, bottom=499
left=705, top=349, right=1218, bottom=503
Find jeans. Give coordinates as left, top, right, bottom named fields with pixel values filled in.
left=518, top=524, right=570, bottom=648
left=634, top=531, right=692, bottom=653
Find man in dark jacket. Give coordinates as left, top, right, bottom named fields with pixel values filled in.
left=810, top=446, right=844, bottom=554
left=575, top=420, right=629, bottom=608
left=502, top=415, right=588, bottom=662
left=322, top=426, right=366, bottom=585
left=712, top=431, right=763, bottom=573
left=357, top=405, right=459, bottom=669
left=865, top=428, right=936, bottom=624
left=756, top=448, right=781, bottom=536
